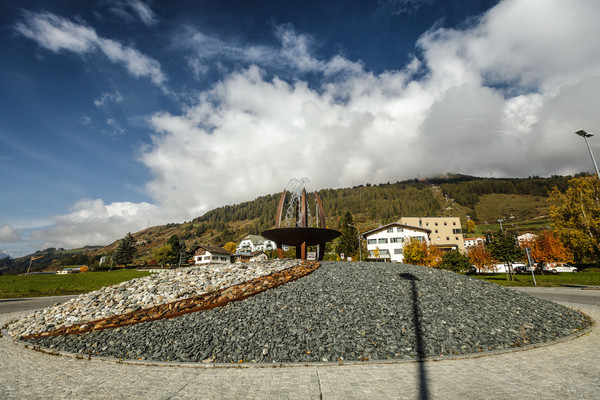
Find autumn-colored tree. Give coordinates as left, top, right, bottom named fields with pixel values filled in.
left=523, top=230, right=573, bottom=265
left=468, top=244, right=494, bottom=273
left=465, top=219, right=476, bottom=234
left=549, top=176, right=600, bottom=262
left=403, top=239, right=442, bottom=267
left=223, top=242, right=238, bottom=254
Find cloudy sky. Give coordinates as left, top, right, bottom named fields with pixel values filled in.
left=2, top=0, right=600, bottom=257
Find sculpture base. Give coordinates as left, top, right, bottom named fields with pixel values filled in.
left=262, top=227, right=341, bottom=261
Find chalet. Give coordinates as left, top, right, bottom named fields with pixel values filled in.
left=232, top=250, right=268, bottom=263
left=236, top=235, right=283, bottom=253
left=193, top=245, right=231, bottom=265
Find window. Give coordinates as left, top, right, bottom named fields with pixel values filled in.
left=378, top=238, right=388, bottom=244
left=446, top=237, right=450, bottom=240
left=397, top=227, right=403, bottom=232
left=453, top=228, right=462, bottom=234
left=367, top=239, right=377, bottom=245
left=425, top=222, right=429, bottom=226
left=455, top=237, right=459, bottom=241
left=393, top=249, right=403, bottom=254
left=434, top=229, right=438, bottom=233
left=444, top=222, right=447, bottom=226
left=435, top=222, right=438, bottom=226
left=391, top=237, right=404, bottom=243
left=204, top=256, right=210, bottom=260
left=387, top=228, right=394, bottom=233
left=453, top=222, right=457, bottom=226
left=413, top=237, right=424, bottom=242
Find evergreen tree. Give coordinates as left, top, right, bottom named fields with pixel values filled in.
left=335, top=212, right=359, bottom=257
left=115, top=233, right=137, bottom=266
left=166, top=234, right=183, bottom=265
left=439, top=250, right=471, bottom=273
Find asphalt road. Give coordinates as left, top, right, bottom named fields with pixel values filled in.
left=513, top=286, right=600, bottom=306
left=0, top=295, right=78, bottom=314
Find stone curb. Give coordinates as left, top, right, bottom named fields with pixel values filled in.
left=3, top=303, right=594, bottom=369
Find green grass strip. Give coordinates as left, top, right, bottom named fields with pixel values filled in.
left=0, top=269, right=150, bottom=298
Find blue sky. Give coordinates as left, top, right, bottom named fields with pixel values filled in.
left=2, top=0, right=600, bottom=257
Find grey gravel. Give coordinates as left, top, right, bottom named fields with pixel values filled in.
left=25, top=262, right=590, bottom=363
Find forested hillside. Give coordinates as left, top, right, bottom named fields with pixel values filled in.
left=1, top=174, right=581, bottom=274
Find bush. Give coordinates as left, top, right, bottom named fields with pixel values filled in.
left=439, top=250, right=472, bottom=273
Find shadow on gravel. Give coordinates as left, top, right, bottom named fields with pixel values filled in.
left=399, top=273, right=430, bottom=400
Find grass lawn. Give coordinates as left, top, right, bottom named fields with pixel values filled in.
left=0, top=269, right=150, bottom=298
left=471, top=271, right=600, bottom=287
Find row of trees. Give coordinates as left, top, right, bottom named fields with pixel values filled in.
left=399, top=228, right=573, bottom=280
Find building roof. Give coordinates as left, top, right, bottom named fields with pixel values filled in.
left=361, top=222, right=430, bottom=239
left=194, top=245, right=231, bottom=256
left=241, top=234, right=268, bottom=245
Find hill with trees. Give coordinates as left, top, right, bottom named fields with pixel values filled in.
left=1, top=174, right=581, bottom=274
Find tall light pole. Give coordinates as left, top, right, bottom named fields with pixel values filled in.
left=575, top=129, right=600, bottom=181
left=348, top=224, right=362, bottom=262
left=497, top=219, right=504, bottom=234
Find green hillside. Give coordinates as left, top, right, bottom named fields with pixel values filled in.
left=1, top=174, right=580, bottom=274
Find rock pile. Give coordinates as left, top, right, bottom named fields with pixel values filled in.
left=8, top=260, right=298, bottom=339
left=20, top=262, right=592, bottom=364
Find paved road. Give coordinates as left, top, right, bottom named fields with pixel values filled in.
left=1, top=290, right=598, bottom=399
left=0, top=295, right=79, bottom=314
left=513, top=286, right=600, bottom=306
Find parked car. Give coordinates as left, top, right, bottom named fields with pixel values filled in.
left=513, top=265, right=528, bottom=274
left=543, top=263, right=578, bottom=274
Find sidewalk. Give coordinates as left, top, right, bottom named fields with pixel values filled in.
left=1, top=302, right=598, bottom=399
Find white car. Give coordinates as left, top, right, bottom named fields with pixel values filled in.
left=543, top=263, right=578, bottom=274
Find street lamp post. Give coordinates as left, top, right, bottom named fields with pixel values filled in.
left=348, top=224, right=362, bottom=262
left=497, top=219, right=504, bottom=234
left=575, top=129, right=600, bottom=181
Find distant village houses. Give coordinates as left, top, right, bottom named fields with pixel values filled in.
left=193, top=245, right=231, bottom=265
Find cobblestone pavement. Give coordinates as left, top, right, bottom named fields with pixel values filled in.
left=1, top=302, right=597, bottom=399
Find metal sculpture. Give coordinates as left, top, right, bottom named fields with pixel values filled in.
left=262, top=178, right=341, bottom=261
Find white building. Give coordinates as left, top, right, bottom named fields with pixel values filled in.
left=399, top=217, right=465, bottom=252
left=193, top=245, right=231, bottom=265
left=362, top=223, right=430, bottom=263
left=464, top=237, right=486, bottom=248
left=233, top=250, right=268, bottom=263
left=236, top=235, right=282, bottom=253
left=517, top=232, right=538, bottom=244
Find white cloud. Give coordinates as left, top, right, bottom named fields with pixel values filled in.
left=28, top=0, right=600, bottom=250
left=106, top=118, right=126, bottom=135
left=181, top=25, right=364, bottom=79
left=15, top=11, right=165, bottom=86
left=140, top=0, right=600, bottom=217
left=31, top=199, right=164, bottom=249
left=0, top=225, right=22, bottom=242
left=108, top=0, right=157, bottom=26
left=94, top=91, right=123, bottom=107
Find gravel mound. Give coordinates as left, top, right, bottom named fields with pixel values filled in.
left=9, top=260, right=298, bottom=339
left=25, top=262, right=591, bottom=363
